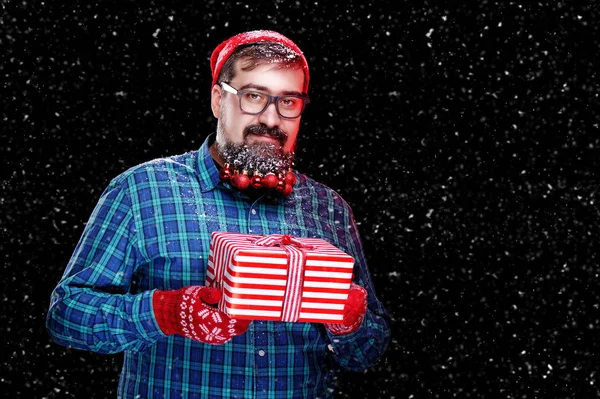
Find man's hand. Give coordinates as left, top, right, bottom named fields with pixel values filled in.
left=324, top=283, right=368, bottom=335
left=153, top=286, right=251, bottom=344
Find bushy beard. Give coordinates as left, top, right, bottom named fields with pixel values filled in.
left=217, top=124, right=295, bottom=175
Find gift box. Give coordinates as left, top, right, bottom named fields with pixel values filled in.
left=206, top=232, right=355, bottom=323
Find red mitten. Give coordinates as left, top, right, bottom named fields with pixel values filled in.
left=324, top=283, right=368, bottom=335
left=153, top=286, right=251, bottom=344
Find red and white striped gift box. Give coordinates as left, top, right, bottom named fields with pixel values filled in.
left=205, top=232, right=355, bottom=323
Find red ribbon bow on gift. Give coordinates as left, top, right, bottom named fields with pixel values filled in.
left=251, top=234, right=314, bottom=322
left=253, top=234, right=313, bottom=249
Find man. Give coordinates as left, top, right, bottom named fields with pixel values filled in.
left=47, top=30, right=391, bottom=398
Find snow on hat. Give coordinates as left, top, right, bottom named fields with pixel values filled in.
left=210, top=30, right=310, bottom=92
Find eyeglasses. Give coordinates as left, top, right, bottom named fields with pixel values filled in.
left=219, top=82, right=310, bottom=119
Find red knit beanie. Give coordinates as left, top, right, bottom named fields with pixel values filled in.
left=210, top=30, right=310, bottom=93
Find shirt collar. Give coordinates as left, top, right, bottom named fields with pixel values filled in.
left=196, top=134, right=221, bottom=192
left=195, top=134, right=293, bottom=205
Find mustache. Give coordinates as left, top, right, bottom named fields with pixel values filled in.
left=244, top=124, right=288, bottom=144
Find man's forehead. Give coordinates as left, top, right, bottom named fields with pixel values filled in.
left=232, top=62, right=304, bottom=89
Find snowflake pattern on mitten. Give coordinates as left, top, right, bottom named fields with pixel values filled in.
left=154, top=286, right=251, bottom=345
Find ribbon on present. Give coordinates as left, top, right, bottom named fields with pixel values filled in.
left=251, top=234, right=314, bottom=322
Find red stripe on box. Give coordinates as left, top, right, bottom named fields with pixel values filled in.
left=303, top=277, right=352, bottom=284
left=226, top=295, right=285, bottom=302
left=231, top=260, right=289, bottom=269
left=224, top=277, right=350, bottom=290
left=298, top=307, right=344, bottom=315
left=231, top=261, right=353, bottom=274
left=298, top=316, right=343, bottom=323
left=226, top=272, right=288, bottom=281
left=225, top=303, right=282, bottom=312
left=222, top=276, right=351, bottom=290
left=304, top=266, right=353, bottom=273
left=307, top=255, right=353, bottom=262
left=300, top=297, right=346, bottom=304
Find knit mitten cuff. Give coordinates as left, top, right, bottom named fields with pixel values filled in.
left=153, top=289, right=182, bottom=336
left=324, top=283, right=368, bottom=336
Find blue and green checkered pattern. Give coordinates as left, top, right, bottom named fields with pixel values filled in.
left=47, top=135, right=391, bottom=398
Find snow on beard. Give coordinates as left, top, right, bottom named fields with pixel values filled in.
left=218, top=124, right=295, bottom=175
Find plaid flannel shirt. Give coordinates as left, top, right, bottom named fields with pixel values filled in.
left=46, top=134, right=391, bottom=399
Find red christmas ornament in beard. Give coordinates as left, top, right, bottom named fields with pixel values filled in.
left=217, top=124, right=297, bottom=196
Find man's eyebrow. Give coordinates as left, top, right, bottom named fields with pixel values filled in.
left=239, top=84, right=304, bottom=97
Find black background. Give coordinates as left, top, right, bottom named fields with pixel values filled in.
left=3, top=1, right=600, bottom=398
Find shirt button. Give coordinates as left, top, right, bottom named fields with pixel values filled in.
left=258, top=349, right=265, bottom=357
left=251, top=209, right=257, bottom=215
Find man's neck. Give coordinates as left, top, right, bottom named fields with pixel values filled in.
left=209, top=141, right=225, bottom=168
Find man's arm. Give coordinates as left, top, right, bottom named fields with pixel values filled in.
left=326, top=200, right=392, bottom=372
left=46, top=179, right=164, bottom=354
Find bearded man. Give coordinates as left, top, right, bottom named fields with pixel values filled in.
left=47, top=30, right=391, bottom=399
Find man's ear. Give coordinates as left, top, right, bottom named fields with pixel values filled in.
left=211, top=84, right=222, bottom=118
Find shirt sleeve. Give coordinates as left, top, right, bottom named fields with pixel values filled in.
left=327, top=199, right=392, bottom=372
left=46, top=177, right=164, bottom=354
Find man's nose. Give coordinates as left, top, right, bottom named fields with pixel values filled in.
left=258, top=101, right=282, bottom=128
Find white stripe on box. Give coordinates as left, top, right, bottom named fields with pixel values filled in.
left=304, top=270, right=353, bottom=279
left=304, top=260, right=354, bottom=268
left=300, top=302, right=345, bottom=310
left=226, top=309, right=282, bottom=317
left=299, top=312, right=344, bottom=320
left=302, top=291, right=349, bottom=300
left=304, top=281, right=351, bottom=289
left=223, top=282, right=285, bottom=297
left=224, top=271, right=287, bottom=286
